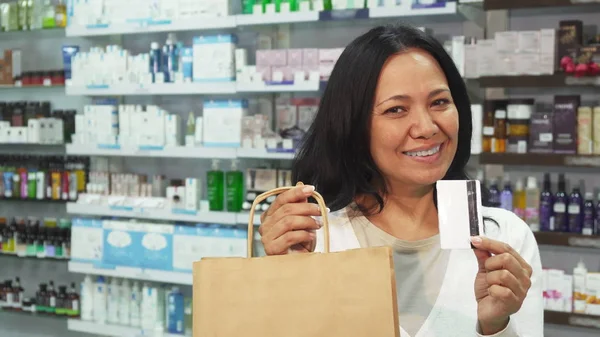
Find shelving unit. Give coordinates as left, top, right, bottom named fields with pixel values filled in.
left=484, top=0, right=600, bottom=11
left=66, top=202, right=240, bottom=225
left=65, top=82, right=237, bottom=96
left=534, top=233, right=600, bottom=250
left=67, top=319, right=183, bottom=337
left=0, top=253, right=69, bottom=261
left=478, top=74, right=600, bottom=88
left=479, top=153, right=600, bottom=168
left=544, top=311, right=600, bottom=331
left=68, top=262, right=192, bottom=285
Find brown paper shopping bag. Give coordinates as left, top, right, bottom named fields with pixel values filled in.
left=193, top=185, right=399, bottom=337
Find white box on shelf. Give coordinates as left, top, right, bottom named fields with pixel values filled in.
left=27, top=119, right=41, bottom=143
left=517, top=31, right=541, bottom=54
left=203, top=100, right=247, bottom=147
left=193, top=35, right=236, bottom=82
left=71, top=218, right=104, bottom=264
left=0, top=121, right=9, bottom=143
left=165, top=114, right=181, bottom=146
left=185, top=178, right=201, bottom=211
left=514, top=54, right=540, bottom=75
left=540, top=29, right=557, bottom=75
left=10, top=127, right=27, bottom=143
left=140, top=223, right=174, bottom=272
left=475, top=40, right=496, bottom=77
left=451, top=36, right=466, bottom=77
left=194, top=117, right=203, bottom=145
left=494, top=31, right=518, bottom=54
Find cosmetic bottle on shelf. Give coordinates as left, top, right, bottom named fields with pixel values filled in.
left=568, top=187, right=583, bottom=233
left=499, top=175, right=513, bottom=212
left=525, top=177, right=540, bottom=232
left=513, top=179, right=526, bottom=221
left=540, top=173, right=553, bottom=232
left=553, top=174, right=568, bottom=232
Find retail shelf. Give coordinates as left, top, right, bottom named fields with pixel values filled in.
left=370, top=2, right=459, bottom=18
left=0, top=252, right=69, bottom=261
left=236, top=213, right=262, bottom=226
left=479, top=153, right=600, bottom=168
left=66, top=144, right=238, bottom=159
left=67, top=320, right=183, bottom=337
left=0, top=84, right=65, bottom=89
left=484, top=0, right=600, bottom=11
left=236, top=11, right=320, bottom=26
left=478, top=74, right=600, bottom=88
left=0, top=197, right=67, bottom=204
left=68, top=262, right=192, bottom=285
left=534, top=232, right=600, bottom=250
left=236, top=81, right=322, bottom=93
left=544, top=311, right=600, bottom=331
left=67, top=203, right=239, bottom=225
left=65, top=82, right=237, bottom=96
left=236, top=148, right=296, bottom=160
left=66, top=17, right=237, bottom=37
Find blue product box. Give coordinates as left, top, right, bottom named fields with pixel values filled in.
left=62, top=45, right=80, bottom=80
left=140, top=223, right=174, bottom=271
left=181, top=47, right=193, bottom=81
left=71, top=218, right=104, bottom=263
left=102, top=220, right=144, bottom=269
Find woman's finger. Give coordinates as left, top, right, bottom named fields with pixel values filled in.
left=484, top=253, right=530, bottom=283
left=261, top=185, right=315, bottom=222
left=268, top=203, right=324, bottom=227
left=262, top=215, right=320, bottom=242
left=488, top=284, right=520, bottom=306
left=471, top=237, right=531, bottom=276
left=486, top=270, right=527, bottom=299
left=263, top=230, right=315, bottom=255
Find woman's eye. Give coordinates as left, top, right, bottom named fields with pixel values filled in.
left=432, top=98, right=450, bottom=107
left=384, top=106, right=406, bottom=114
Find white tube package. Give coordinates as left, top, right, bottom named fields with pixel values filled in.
left=436, top=180, right=484, bottom=250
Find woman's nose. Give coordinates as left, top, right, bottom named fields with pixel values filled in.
left=409, top=109, right=439, bottom=139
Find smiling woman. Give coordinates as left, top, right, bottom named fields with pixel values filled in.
left=258, top=24, right=543, bottom=337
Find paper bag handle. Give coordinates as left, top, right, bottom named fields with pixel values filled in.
left=247, top=182, right=330, bottom=257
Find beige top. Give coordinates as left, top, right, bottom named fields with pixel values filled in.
left=348, top=206, right=451, bottom=337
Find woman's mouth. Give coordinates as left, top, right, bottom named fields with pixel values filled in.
left=402, top=143, right=444, bottom=163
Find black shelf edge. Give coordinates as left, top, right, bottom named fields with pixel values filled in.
left=478, top=74, right=600, bottom=88
left=545, top=311, right=600, bottom=330
left=478, top=153, right=600, bottom=168
left=0, top=253, right=70, bottom=261
left=534, top=232, right=600, bottom=249
left=484, top=0, right=597, bottom=10
left=0, top=198, right=68, bottom=204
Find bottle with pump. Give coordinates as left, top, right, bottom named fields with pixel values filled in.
left=525, top=177, right=540, bottom=232
left=56, top=286, right=68, bottom=315
left=582, top=192, right=595, bottom=236
left=553, top=174, right=568, bottom=232
left=93, top=276, right=107, bottom=324
left=150, top=42, right=162, bottom=83
left=573, top=259, right=588, bottom=313
left=130, top=281, right=142, bottom=327
left=185, top=112, right=195, bottom=147
left=36, top=283, right=47, bottom=313
left=568, top=187, right=583, bottom=233
left=107, top=278, right=119, bottom=324
left=167, top=287, right=185, bottom=334
left=119, top=279, right=131, bottom=326
left=539, top=173, right=553, bottom=231
left=207, top=159, right=224, bottom=211
left=488, top=178, right=500, bottom=207
left=499, top=174, right=513, bottom=212
left=226, top=160, right=244, bottom=212
left=513, top=179, right=526, bottom=220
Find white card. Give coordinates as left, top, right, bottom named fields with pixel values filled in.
left=436, top=180, right=484, bottom=250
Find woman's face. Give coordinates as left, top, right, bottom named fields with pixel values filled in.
left=370, top=48, right=459, bottom=189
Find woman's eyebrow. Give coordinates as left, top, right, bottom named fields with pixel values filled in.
left=376, top=88, right=450, bottom=107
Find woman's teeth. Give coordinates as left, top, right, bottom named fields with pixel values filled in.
left=404, top=145, right=441, bottom=157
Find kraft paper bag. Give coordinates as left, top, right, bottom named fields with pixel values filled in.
left=193, top=184, right=399, bottom=337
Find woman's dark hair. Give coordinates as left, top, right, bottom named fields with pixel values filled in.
left=292, top=23, right=475, bottom=213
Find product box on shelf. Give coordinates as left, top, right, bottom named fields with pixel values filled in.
left=540, top=29, right=556, bottom=75
left=203, top=100, right=247, bottom=147
left=558, top=20, right=583, bottom=69
left=529, top=110, right=554, bottom=153
left=0, top=50, right=14, bottom=85
left=173, top=225, right=207, bottom=273
left=242, top=168, right=278, bottom=212
left=586, top=272, right=600, bottom=316
left=102, top=220, right=145, bottom=269
left=476, top=40, right=496, bottom=77
left=140, top=223, right=174, bottom=271
left=192, top=34, right=236, bottom=82
left=553, top=95, right=580, bottom=154
left=71, top=218, right=104, bottom=264
left=577, top=107, right=593, bottom=155
left=545, top=269, right=566, bottom=312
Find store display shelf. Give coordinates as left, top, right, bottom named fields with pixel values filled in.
left=66, top=144, right=238, bottom=159
left=478, top=74, right=600, bottom=88
left=0, top=307, right=68, bottom=319
left=236, top=11, right=320, bottom=26
left=68, top=320, right=183, bottom=337
left=484, top=0, right=600, bottom=11
left=0, top=84, right=65, bottom=89
left=544, top=311, right=600, bottom=331
left=65, top=82, right=237, bottom=96
left=68, top=262, right=192, bottom=285
left=479, top=153, right=600, bottom=168
left=67, top=203, right=240, bottom=225
left=236, top=148, right=296, bottom=160
left=66, top=17, right=237, bottom=37
left=0, top=252, right=69, bottom=261
left=0, top=198, right=67, bottom=204
left=534, top=232, right=600, bottom=249
left=236, top=80, right=323, bottom=93
left=370, top=2, right=459, bottom=18
left=236, top=213, right=262, bottom=226
left=68, top=319, right=183, bottom=337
